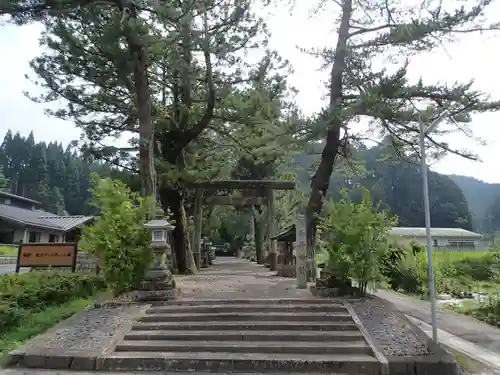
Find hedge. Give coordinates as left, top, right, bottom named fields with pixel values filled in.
left=0, top=272, right=105, bottom=333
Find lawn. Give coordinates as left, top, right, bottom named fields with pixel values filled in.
left=0, top=245, right=17, bottom=257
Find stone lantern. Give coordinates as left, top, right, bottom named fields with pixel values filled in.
left=137, top=207, right=178, bottom=301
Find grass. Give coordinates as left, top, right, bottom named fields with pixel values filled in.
left=0, top=293, right=106, bottom=357
left=0, top=245, right=17, bottom=257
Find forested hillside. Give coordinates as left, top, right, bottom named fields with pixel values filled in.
left=0, top=128, right=497, bottom=233
left=449, top=175, right=500, bottom=233
left=0, top=130, right=135, bottom=215
left=290, top=144, right=474, bottom=231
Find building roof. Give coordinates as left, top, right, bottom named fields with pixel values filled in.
left=272, top=225, right=296, bottom=242
left=0, top=203, right=62, bottom=230
left=271, top=225, right=483, bottom=242
left=38, top=216, right=94, bottom=231
left=0, top=191, right=40, bottom=205
left=0, top=202, right=93, bottom=232
left=390, top=227, right=482, bottom=239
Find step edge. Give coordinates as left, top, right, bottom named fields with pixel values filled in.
left=125, top=330, right=364, bottom=337
left=104, top=351, right=379, bottom=361
left=116, top=340, right=371, bottom=347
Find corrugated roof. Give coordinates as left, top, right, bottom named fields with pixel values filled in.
left=0, top=203, right=94, bottom=232
left=38, top=216, right=94, bottom=231
left=390, top=227, right=482, bottom=239
left=0, top=203, right=63, bottom=230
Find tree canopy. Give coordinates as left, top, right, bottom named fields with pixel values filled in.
left=1, top=0, right=499, bottom=272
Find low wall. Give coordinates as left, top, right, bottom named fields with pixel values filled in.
left=27, top=252, right=99, bottom=274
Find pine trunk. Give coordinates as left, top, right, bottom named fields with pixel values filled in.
left=126, top=6, right=156, bottom=198
left=160, top=187, right=197, bottom=274
left=306, top=0, right=353, bottom=256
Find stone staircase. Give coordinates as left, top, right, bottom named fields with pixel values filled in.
left=101, top=298, right=383, bottom=374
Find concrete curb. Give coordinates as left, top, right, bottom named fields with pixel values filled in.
left=345, top=301, right=389, bottom=375
left=372, top=295, right=460, bottom=375
left=407, top=315, right=500, bottom=374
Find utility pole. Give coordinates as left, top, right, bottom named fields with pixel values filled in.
left=419, top=110, right=448, bottom=343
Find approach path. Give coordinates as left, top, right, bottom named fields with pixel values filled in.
left=174, top=256, right=312, bottom=300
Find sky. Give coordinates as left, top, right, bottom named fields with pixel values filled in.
left=1, top=2, right=500, bottom=182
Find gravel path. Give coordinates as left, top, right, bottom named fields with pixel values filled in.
left=21, top=305, right=143, bottom=354
left=175, top=257, right=313, bottom=300
left=350, top=297, right=430, bottom=356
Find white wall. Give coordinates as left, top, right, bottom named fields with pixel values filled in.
left=13, top=229, right=63, bottom=243
left=407, top=236, right=479, bottom=250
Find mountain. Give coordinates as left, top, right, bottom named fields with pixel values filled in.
left=448, top=175, right=500, bottom=232
left=287, top=145, right=474, bottom=230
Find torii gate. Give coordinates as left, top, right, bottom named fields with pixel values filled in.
left=185, top=180, right=296, bottom=271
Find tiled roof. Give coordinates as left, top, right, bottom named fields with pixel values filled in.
left=38, top=216, right=94, bottom=231
left=390, top=227, right=482, bottom=239
left=270, top=225, right=483, bottom=242
left=0, top=203, right=62, bottom=230
left=0, top=203, right=93, bottom=232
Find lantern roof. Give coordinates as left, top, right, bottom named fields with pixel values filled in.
left=144, top=206, right=175, bottom=230
left=144, top=219, right=174, bottom=230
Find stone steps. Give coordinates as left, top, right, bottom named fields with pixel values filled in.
left=146, top=303, right=347, bottom=314
left=100, top=351, right=379, bottom=373
left=115, top=340, right=373, bottom=355
left=138, top=312, right=354, bottom=322
left=132, top=320, right=359, bottom=331
left=148, top=298, right=338, bottom=306
left=103, top=299, right=382, bottom=374
left=125, top=329, right=365, bottom=341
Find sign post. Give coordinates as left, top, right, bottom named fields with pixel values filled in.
left=16, top=242, right=78, bottom=273
left=295, top=214, right=307, bottom=289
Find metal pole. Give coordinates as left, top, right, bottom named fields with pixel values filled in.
left=419, top=116, right=438, bottom=343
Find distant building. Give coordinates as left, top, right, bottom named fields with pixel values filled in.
left=0, top=191, right=93, bottom=244
left=390, top=227, right=483, bottom=250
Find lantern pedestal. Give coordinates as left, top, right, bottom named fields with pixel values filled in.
left=138, top=210, right=179, bottom=302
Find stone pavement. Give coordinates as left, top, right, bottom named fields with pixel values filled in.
left=375, top=290, right=500, bottom=354
left=174, top=257, right=313, bottom=300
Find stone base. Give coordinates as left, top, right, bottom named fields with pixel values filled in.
left=269, top=253, right=277, bottom=271
left=135, top=288, right=179, bottom=302
left=143, top=267, right=171, bottom=282
left=138, top=280, right=176, bottom=291
left=310, top=285, right=363, bottom=298
left=277, top=264, right=296, bottom=278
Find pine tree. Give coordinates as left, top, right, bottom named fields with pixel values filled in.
left=303, top=0, right=500, bottom=253
left=0, top=167, right=9, bottom=191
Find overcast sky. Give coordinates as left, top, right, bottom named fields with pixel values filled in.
left=1, top=2, right=499, bottom=182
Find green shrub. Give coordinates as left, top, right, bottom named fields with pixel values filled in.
left=80, top=175, right=154, bottom=296
left=391, top=254, right=424, bottom=294
left=378, top=244, right=405, bottom=285
left=0, top=272, right=105, bottom=308
left=387, top=250, right=500, bottom=297
left=0, top=303, right=23, bottom=332
left=318, top=188, right=396, bottom=294
left=0, top=272, right=105, bottom=334
left=467, top=296, right=500, bottom=325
